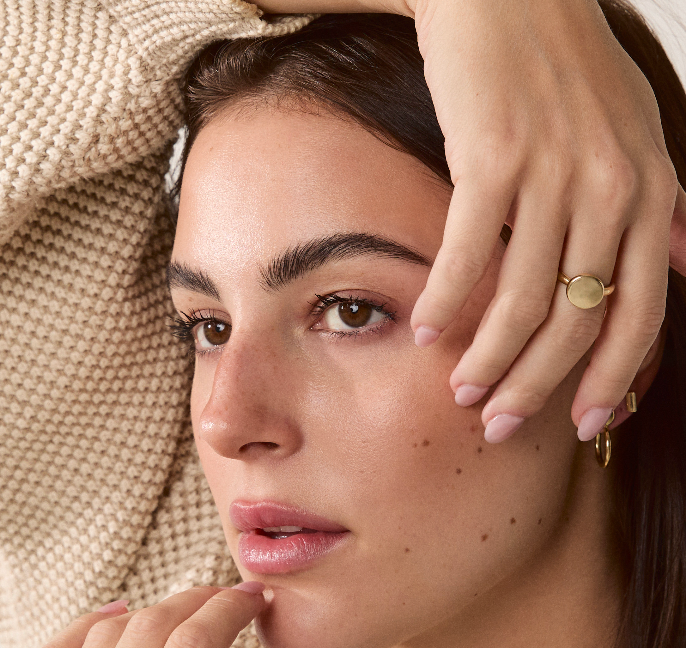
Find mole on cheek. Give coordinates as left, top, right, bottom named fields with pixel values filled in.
left=510, top=517, right=516, bottom=524
left=477, top=446, right=483, bottom=454
left=422, top=439, right=430, bottom=447
left=481, top=533, right=489, bottom=542
left=538, top=518, right=543, bottom=525
left=535, top=444, right=540, bottom=451
left=405, top=547, right=411, bottom=553
left=455, top=468, right=462, bottom=474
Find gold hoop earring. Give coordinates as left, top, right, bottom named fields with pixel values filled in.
left=595, top=410, right=614, bottom=468
left=594, top=392, right=637, bottom=468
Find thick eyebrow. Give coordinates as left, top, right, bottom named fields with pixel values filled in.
left=167, top=261, right=221, bottom=300
left=166, top=232, right=431, bottom=299
left=260, top=232, right=431, bottom=291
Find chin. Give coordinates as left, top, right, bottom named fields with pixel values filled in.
left=254, top=586, right=396, bottom=648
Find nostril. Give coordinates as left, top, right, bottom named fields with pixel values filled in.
left=239, top=441, right=279, bottom=453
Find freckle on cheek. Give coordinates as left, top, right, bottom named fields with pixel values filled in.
left=535, top=444, right=540, bottom=451
left=405, top=547, right=411, bottom=553
left=538, top=518, right=543, bottom=525
left=477, top=446, right=483, bottom=454
left=422, top=439, right=430, bottom=447
left=455, top=468, right=462, bottom=474
left=412, top=443, right=418, bottom=448
left=481, top=534, right=488, bottom=542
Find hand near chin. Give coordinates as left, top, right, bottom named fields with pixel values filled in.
left=402, top=0, right=686, bottom=443
left=43, top=583, right=265, bottom=648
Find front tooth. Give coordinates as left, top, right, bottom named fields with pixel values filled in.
left=263, top=526, right=303, bottom=533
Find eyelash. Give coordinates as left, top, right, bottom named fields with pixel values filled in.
left=310, top=294, right=396, bottom=338
left=168, top=309, right=222, bottom=358
left=168, top=294, right=396, bottom=357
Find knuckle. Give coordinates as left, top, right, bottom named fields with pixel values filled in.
left=440, top=247, right=489, bottom=289
left=124, top=609, right=167, bottom=638
left=166, top=621, right=214, bottom=648
left=496, top=290, right=550, bottom=334
left=645, top=152, right=678, bottom=203
left=624, top=299, right=665, bottom=341
left=563, top=310, right=604, bottom=354
left=82, top=618, right=123, bottom=645
left=588, top=152, right=638, bottom=215
left=507, top=380, right=551, bottom=414
left=471, top=136, right=526, bottom=183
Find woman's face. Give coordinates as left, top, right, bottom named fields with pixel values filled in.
left=171, top=108, right=605, bottom=648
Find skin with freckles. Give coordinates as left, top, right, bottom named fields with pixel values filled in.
left=170, top=108, right=665, bottom=648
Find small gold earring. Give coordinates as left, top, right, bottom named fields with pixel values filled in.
left=595, top=392, right=638, bottom=468
left=626, top=391, right=638, bottom=413
left=595, top=410, right=614, bottom=468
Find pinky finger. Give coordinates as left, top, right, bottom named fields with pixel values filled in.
left=571, top=221, right=669, bottom=438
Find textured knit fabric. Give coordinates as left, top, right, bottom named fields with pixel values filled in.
left=0, top=2, right=313, bottom=646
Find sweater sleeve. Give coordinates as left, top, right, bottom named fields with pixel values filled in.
left=0, top=3, right=314, bottom=646
left=0, top=0, right=313, bottom=245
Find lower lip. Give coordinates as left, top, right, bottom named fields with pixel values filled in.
left=238, top=530, right=350, bottom=574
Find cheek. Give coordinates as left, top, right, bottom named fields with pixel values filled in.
left=301, top=327, right=581, bottom=617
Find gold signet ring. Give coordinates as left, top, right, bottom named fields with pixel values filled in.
left=557, top=271, right=615, bottom=309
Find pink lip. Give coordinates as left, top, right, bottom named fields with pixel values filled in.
left=230, top=500, right=350, bottom=574
left=230, top=500, right=349, bottom=533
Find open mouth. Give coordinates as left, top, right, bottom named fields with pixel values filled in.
left=257, top=526, right=320, bottom=540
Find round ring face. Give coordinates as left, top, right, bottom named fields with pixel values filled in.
left=566, top=274, right=605, bottom=309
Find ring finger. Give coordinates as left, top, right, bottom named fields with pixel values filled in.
left=478, top=218, right=622, bottom=442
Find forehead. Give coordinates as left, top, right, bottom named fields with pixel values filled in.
left=173, top=109, right=451, bottom=277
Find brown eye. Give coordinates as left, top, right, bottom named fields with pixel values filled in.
left=195, top=320, right=230, bottom=349
left=339, top=302, right=372, bottom=327
left=323, top=300, right=384, bottom=331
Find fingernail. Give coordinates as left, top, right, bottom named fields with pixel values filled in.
left=97, top=600, right=129, bottom=614
left=414, top=326, right=440, bottom=348
left=484, top=414, right=525, bottom=444
left=221, top=581, right=265, bottom=595
left=577, top=407, right=613, bottom=442
left=454, top=384, right=489, bottom=407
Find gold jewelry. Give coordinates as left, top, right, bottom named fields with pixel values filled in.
left=625, top=391, right=637, bottom=413
left=594, top=393, right=638, bottom=468
left=595, top=409, right=614, bottom=468
left=557, top=270, right=615, bottom=309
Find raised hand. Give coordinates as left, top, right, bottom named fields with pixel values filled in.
left=405, top=0, right=683, bottom=442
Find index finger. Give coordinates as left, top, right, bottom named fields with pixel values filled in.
left=166, top=585, right=267, bottom=648
left=410, top=171, right=517, bottom=345
left=113, top=584, right=266, bottom=648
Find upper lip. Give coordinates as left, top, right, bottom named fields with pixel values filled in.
left=230, top=500, right=349, bottom=533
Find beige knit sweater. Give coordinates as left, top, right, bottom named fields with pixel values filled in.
left=0, top=2, right=313, bottom=645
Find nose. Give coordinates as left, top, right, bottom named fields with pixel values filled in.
left=195, top=336, right=303, bottom=460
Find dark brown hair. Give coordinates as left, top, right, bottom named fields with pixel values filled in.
left=175, top=5, right=686, bottom=646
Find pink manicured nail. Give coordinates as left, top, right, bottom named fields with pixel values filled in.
left=454, top=384, right=489, bottom=407
left=97, top=600, right=129, bottom=614
left=577, top=407, right=614, bottom=442
left=414, top=326, right=440, bottom=347
left=220, top=581, right=265, bottom=594
left=484, top=414, right=525, bottom=443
